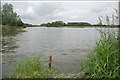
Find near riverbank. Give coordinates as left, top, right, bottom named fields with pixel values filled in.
left=1, top=25, right=26, bottom=36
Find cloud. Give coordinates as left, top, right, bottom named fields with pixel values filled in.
left=1, top=1, right=118, bottom=25
left=34, top=2, right=63, bottom=16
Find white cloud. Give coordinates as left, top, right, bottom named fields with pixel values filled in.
left=1, top=1, right=118, bottom=25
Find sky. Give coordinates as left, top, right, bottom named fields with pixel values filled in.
left=1, top=1, right=119, bottom=25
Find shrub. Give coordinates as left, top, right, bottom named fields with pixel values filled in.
left=15, top=57, right=54, bottom=78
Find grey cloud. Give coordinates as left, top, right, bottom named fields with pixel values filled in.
left=21, top=14, right=35, bottom=20
left=1, top=1, right=118, bottom=25
left=34, top=2, right=63, bottom=16
left=91, top=8, right=106, bottom=13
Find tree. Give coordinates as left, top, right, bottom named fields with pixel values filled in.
left=44, top=21, right=65, bottom=27
left=66, top=22, right=91, bottom=26
left=47, top=22, right=51, bottom=27
left=2, top=3, right=23, bottom=27
left=2, top=3, right=13, bottom=25
left=17, top=18, right=24, bottom=26
left=0, top=5, right=2, bottom=24
left=40, top=23, right=47, bottom=26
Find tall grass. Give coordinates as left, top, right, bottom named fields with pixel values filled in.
left=15, top=57, right=54, bottom=78
left=85, top=34, right=119, bottom=78
left=82, top=9, right=119, bottom=78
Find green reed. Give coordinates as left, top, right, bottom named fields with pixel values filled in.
left=82, top=9, right=119, bottom=78
left=85, top=34, right=119, bottom=78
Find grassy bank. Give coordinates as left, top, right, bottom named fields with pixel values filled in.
left=1, top=25, right=26, bottom=36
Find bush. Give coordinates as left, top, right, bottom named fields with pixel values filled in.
left=15, top=57, right=54, bottom=78
left=2, top=25, right=17, bottom=36
left=1, top=25, right=26, bottom=36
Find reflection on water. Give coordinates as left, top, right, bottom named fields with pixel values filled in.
left=2, top=36, right=19, bottom=78
left=2, top=37, right=18, bottom=54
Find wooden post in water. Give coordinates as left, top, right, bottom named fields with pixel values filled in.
left=48, top=56, right=52, bottom=69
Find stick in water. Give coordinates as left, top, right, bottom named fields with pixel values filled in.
left=48, top=56, right=52, bottom=69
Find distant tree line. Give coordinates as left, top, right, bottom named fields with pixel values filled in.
left=40, top=21, right=118, bottom=27
left=40, top=21, right=65, bottom=27
left=66, top=22, right=91, bottom=26
left=40, top=21, right=91, bottom=27
left=23, top=23, right=40, bottom=27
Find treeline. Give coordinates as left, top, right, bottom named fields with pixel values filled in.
left=23, top=23, right=40, bottom=27
left=40, top=21, right=65, bottom=27
left=66, top=22, right=91, bottom=26
left=40, top=21, right=118, bottom=27
left=40, top=21, right=91, bottom=27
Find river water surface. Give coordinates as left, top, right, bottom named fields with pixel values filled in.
left=2, top=27, right=118, bottom=78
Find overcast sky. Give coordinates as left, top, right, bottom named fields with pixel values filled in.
left=1, top=1, right=118, bottom=25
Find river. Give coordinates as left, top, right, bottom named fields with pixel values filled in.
left=2, top=27, right=118, bottom=78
